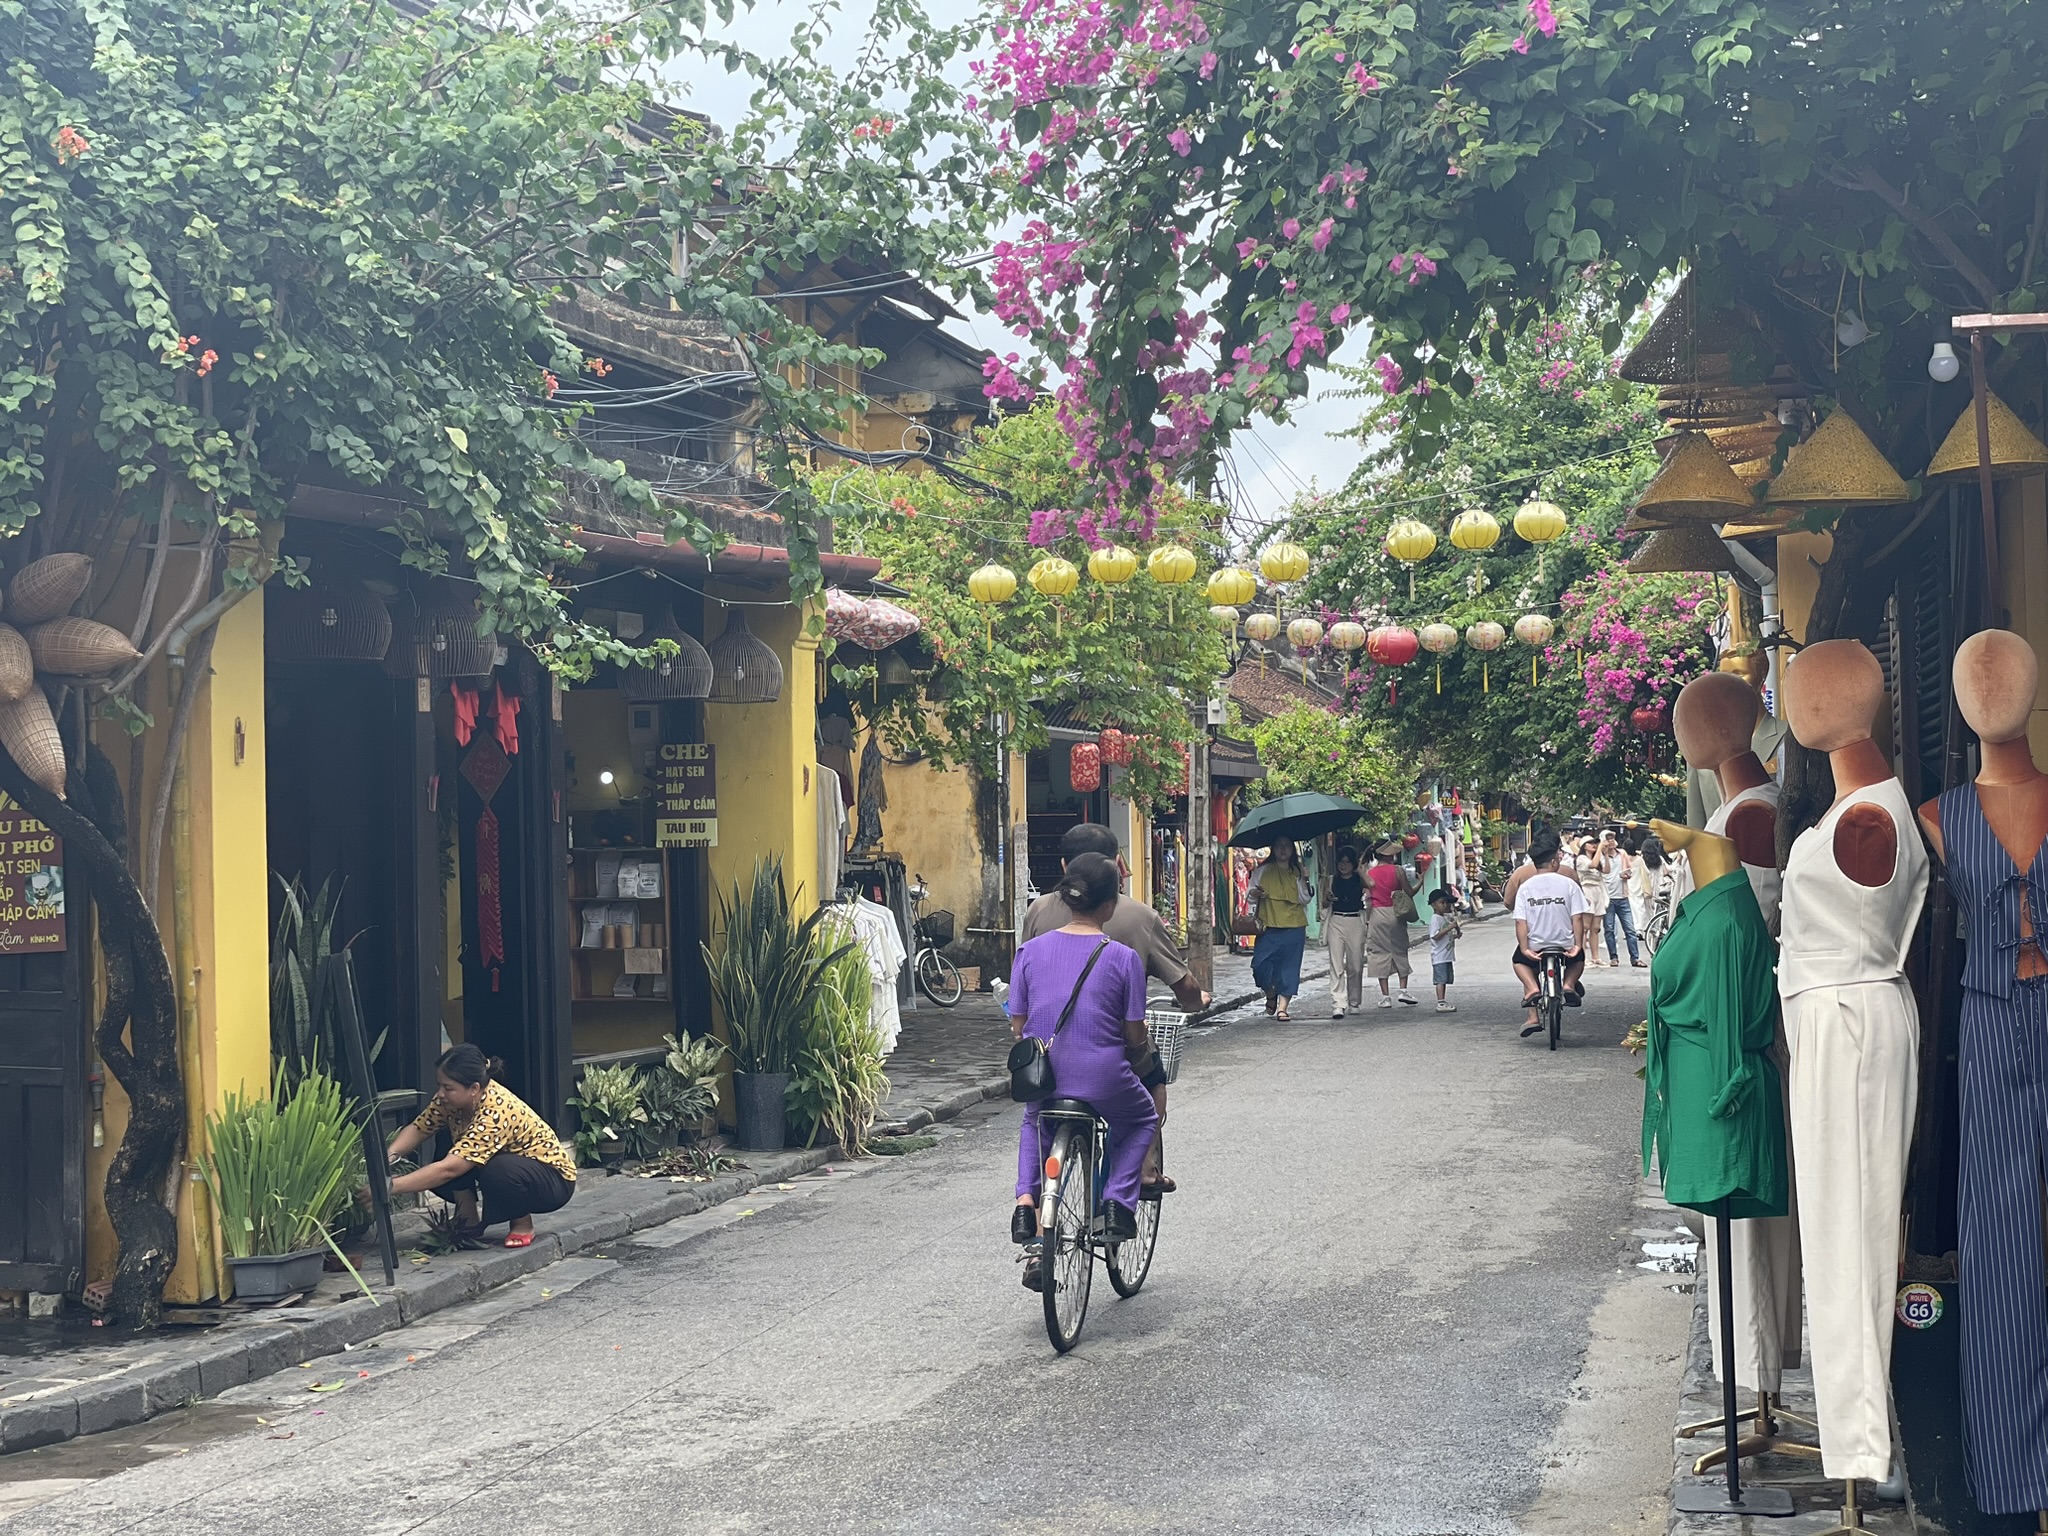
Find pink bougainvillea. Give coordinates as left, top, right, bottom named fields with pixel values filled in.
left=1549, top=571, right=1714, bottom=759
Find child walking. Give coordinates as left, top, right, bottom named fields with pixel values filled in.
left=1427, top=888, right=1461, bottom=1014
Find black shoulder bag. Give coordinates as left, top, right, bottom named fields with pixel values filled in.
left=1008, top=938, right=1110, bottom=1103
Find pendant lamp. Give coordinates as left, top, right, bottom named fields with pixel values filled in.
left=1715, top=509, right=1803, bottom=540
left=1925, top=391, right=2048, bottom=481
left=268, top=579, right=393, bottom=662
left=618, top=607, right=714, bottom=700
left=1633, top=431, right=1755, bottom=523
left=1764, top=411, right=1910, bottom=506
left=417, top=587, right=499, bottom=679
left=1627, top=521, right=1735, bottom=575
left=1619, top=509, right=1673, bottom=536
left=707, top=609, right=784, bottom=704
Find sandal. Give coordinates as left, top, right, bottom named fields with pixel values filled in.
left=1142, top=1175, right=1177, bottom=1197
left=503, top=1230, right=536, bottom=1248
left=1274, top=1008, right=1291, bottom=1021
left=1521, top=994, right=1540, bottom=1009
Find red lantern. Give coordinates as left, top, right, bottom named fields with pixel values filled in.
left=1366, top=625, right=1420, bottom=666
left=1402, top=833, right=1420, bottom=850
left=1098, top=727, right=1130, bottom=766
left=1069, top=741, right=1102, bottom=792
left=1416, top=851, right=1434, bottom=869
left=1630, top=703, right=1670, bottom=736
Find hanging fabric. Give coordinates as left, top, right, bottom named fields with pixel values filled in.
left=451, top=681, right=481, bottom=746
left=492, top=679, right=521, bottom=756
left=460, top=734, right=513, bottom=993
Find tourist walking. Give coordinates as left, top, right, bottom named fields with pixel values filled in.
left=1629, top=834, right=1662, bottom=935
left=1427, top=887, right=1460, bottom=1013
left=1323, top=845, right=1367, bottom=1018
left=1250, top=841, right=1312, bottom=1021
left=1365, top=841, right=1420, bottom=1007
left=1600, top=829, right=1645, bottom=966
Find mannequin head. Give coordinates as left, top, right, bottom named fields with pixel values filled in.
left=1955, top=629, right=2038, bottom=746
left=1783, top=639, right=1883, bottom=752
left=1673, top=672, right=1761, bottom=770
left=1717, top=647, right=1768, bottom=694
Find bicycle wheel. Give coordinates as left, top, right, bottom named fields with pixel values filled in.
left=1041, top=1125, right=1094, bottom=1352
left=916, top=948, right=964, bottom=1006
left=1547, top=988, right=1563, bottom=1052
left=1106, top=1188, right=1161, bottom=1298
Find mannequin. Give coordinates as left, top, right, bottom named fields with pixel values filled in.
left=1921, top=629, right=2048, bottom=1518
left=1669, top=672, right=1802, bottom=1447
left=1779, top=640, right=1929, bottom=1533
left=1688, top=648, right=1791, bottom=828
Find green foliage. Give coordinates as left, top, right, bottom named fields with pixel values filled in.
left=1247, top=705, right=1416, bottom=831
left=199, top=1065, right=365, bottom=1280
left=703, top=857, right=854, bottom=1076
left=786, top=922, right=889, bottom=1154
left=566, top=1063, right=648, bottom=1166
left=641, top=1032, right=728, bottom=1147
left=822, top=406, right=1229, bottom=807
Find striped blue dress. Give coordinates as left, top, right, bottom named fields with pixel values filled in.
left=1939, top=785, right=2048, bottom=1514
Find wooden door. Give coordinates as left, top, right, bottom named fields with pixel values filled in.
left=0, top=875, right=87, bottom=1294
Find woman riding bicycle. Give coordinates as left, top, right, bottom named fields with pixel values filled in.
left=1008, top=852, right=1158, bottom=1289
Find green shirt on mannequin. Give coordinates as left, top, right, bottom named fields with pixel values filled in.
left=1641, top=869, right=1787, bottom=1219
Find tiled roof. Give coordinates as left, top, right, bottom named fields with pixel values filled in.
left=1227, top=662, right=1336, bottom=724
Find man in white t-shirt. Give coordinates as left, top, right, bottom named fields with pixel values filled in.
left=1512, top=834, right=1588, bottom=1037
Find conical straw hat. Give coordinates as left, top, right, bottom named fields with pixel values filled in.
left=1628, top=521, right=1734, bottom=574
left=1635, top=431, right=1757, bottom=522
left=1764, top=411, right=1909, bottom=506
left=1717, top=508, right=1803, bottom=539
left=1619, top=508, right=1673, bottom=535
left=1925, top=391, right=2048, bottom=481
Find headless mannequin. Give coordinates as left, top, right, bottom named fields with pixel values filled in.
left=1675, top=673, right=1777, bottom=872
left=1650, top=820, right=1736, bottom=885
left=1785, top=642, right=1900, bottom=888
left=1920, top=629, right=2048, bottom=981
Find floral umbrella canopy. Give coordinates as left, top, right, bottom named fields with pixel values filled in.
left=824, top=589, right=922, bottom=650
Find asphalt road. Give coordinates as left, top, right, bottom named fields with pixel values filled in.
left=4, top=921, right=1689, bottom=1535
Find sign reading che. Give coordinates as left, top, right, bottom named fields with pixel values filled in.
left=655, top=742, right=718, bottom=848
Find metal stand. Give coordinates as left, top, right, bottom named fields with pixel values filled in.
left=1805, top=1480, right=1876, bottom=1536
left=1687, top=1390, right=1824, bottom=1473
left=1673, top=1199, right=1795, bottom=1517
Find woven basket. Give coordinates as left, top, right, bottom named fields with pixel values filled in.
left=707, top=610, right=783, bottom=704
left=7, top=553, right=93, bottom=624
left=1628, top=522, right=1736, bottom=575
left=416, top=589, right=499, bottom=679
left=27, top=617, right=142, bottom=677
left=0, top=688, right=65, bottom=797
left=268, top=581, right=393, bottom=662
left=0, top=625, right=34, bottom=703
left=618, top=608, right=713, bottom=701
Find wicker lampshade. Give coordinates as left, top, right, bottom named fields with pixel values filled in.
left=1925, top=391, right=2048, bottom=481
left=6, top=553, right=92, bottom=625
left=416, top=588, right=498, bottom=679
left=618, top=608, right=713, bottom=700
left=1619, top=508, right=1673, bottom=535
left=1628, top=522, right=1735, bottom=574
left=1634, top=432, right=1756, bottom=522
left=1764, top=412, right=1910, bottom=506
left=707, top=609, right=782, bottom=704
left=268, top=580, right=393, bottom=662
left=1717, top=508, right=1803, bottom=539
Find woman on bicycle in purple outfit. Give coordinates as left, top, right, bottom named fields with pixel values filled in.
left=1008, top=853, right=1158, bottom=1287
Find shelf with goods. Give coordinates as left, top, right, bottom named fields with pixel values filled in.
left=567, top=845, right=677, bottom=1052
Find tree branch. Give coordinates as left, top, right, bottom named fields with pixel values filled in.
left=1845, top=163, right=2003, bottom=308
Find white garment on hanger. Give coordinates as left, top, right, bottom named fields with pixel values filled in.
left=816, top=765, right=847, bottom=900
left=846, top=894, right=906, bottom=1056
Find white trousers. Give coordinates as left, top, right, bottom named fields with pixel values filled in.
left=1786, top=980, right=1917, bottom=1482
left=1325, top=912, right=1366, bottom=1009
left=1702, top=1020, right=1803, bottom=1398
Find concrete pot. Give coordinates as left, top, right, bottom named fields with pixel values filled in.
left=733, top=1071, right=791, bottom=1151
left=227, top=1248, right=325, bottom=1301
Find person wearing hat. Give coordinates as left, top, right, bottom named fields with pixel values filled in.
left=1364, top=841, right=1420, bottom=1007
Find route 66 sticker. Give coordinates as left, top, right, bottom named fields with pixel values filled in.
left=1897, top=1282, right=1944, bottom=1330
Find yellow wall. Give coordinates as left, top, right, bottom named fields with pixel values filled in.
left=1773, top=529, right=1834, bottom=644
left=701, top=599, right=820, bottom=914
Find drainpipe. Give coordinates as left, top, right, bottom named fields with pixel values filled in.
left=1718, top=535, right=1782, bottom=714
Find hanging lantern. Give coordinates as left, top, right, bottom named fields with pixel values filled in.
left=1146, top=544, right=1197, bottom=621
left=1514, top=613, right=1554, bottom=685
left=1366, top=625, right=1420, bottom=665
left=1634, top=431, right=1753, bottom=522
left=1207, top=566, right=1257, bottom=607
left=1383, top=517, right=1437, bottom=598
left=1244, top=610, right=1281, bottom=675
left=1328, top=620, right=1367, bottom=652
left=1069, top=740, right=1102, bottom=792
left=1448, top=509, right=1501, bottom=551
left=618, top=607, right=714, bottom=700
left=1207, top=604, right=1241, bottom=657
left=1466, top=620, right=1506, bottom=692
left=1258, top=540, right=1310, bottom=585
left=968, top=561, right=1017, bottom=643
left=1287, top=617, right=1325, bottom=651
left=1764, top=410, right=1910, bottom=507
left=1631, top=702, right=1671, bottom=737
left=1627, top=522, right=1734, bottom=575
left=1514, top=498, right=1568, bottom=578
left=1925, top=391, right=2048, bottom=481
left=1028, top=556, right=1078, bottom=634
left=1419, top=621, right=1459, bottom=694
left=416, top=587, right=499, bottom=679
left=707, top=610, right=784, bottom=704
left=1087, top=543, right=1139, bottom=620
left=1098, top=727, right=1131, bottom=766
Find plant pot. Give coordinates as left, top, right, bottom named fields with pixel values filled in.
left=227, top=1248, right=325, bottom=1301
left=733, top=1071, right=792, bottom=1151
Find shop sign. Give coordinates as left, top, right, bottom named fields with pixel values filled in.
left=655, top=742, right=717, bottom=848
left=1896, top=1282, right=1944, bottom=1331
left=0, top=804, right=65, bottom=952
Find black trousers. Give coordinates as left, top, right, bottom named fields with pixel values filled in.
left=445, top=1153, right=574, bottom=1227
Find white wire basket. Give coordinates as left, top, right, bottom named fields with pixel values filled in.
left=1146, top=1007, right=1190, bottom=1084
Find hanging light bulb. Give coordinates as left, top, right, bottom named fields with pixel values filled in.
left=1927, top=342, right=1961, bottom=383
left=1835, top=311, right=1870, bottom=348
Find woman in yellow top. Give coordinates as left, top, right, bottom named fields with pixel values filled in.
left=382, top=1044, right=576, bottom=1248
left=1250, top=841, right=1311, bottom=1020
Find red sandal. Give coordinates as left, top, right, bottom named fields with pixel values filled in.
left=504, top=1231, right=536, bottom=1248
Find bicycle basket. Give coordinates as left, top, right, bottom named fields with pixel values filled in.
left=1146, top=1008, right=1189, bottom=1085
left=914, top=908, right=955, bottom=947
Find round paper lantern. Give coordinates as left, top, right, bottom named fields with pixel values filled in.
left=1402, top=833, right=1420, bottom=850
left=1448, top=509, right=1501, bottom=551
left=1366, top=625, right=1420, bottom=665
left=1328, top=620, right=1367, bottom=652
left=1207, top=603, right=1240, bottom=632
left=1418, top=622, right=1459, bottom=654
left=1513, top=613, right=1555, bottom=646
left=1513, top=499, right=1568, bottom=545
left=1244, top=612, right=1281, bottom=643
left=1465, top=620, right=1506, bottom=693
left=1207, top=567, right=1257, bottom=607
left=1287, top=617, right=1325, bottom=650
left=1027, top=556, right=1079, bottom=598
left=1631, top=702, right=1671, bottom=736
left=1069, top=740, right=1102, bottom=792
left=1098, top=727, right=1130, bottom=766
left=1087, top=544, right=1139, bottom=585
left=968, top=561, right=1017, bottom=644
left=1383, top=518, right=1438, bottom=564
left=1146, top=545, right=1197, bottom=586
left=1258, top=540, right=1310, bottom=585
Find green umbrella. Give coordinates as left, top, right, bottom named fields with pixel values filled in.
left=1227, top=793, right=1371, bottom=849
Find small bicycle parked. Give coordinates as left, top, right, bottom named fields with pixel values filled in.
left=908, top=875, right=963, bottom=1007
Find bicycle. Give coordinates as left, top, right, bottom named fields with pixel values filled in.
left=1029, top=1097, right=1163, bottom=1352
left=1535, top=945, right=1571, bottom=1051
left=907, top=875, right=963, bottom=1006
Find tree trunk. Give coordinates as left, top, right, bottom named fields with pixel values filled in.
left=0, top=740, right=182, bottom=1328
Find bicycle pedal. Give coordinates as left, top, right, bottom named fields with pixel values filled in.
left=1018, top=1240, right=1043, bottom=1259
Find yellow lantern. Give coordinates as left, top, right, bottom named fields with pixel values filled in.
left=1208, top=604, right=1241, bottom=656
left=1514, top=498, right=1568, bottom=578
left=1207, top=566, right=1257, bottom=607
left=1243, top=612, right=1281, bottom=643
left=1027, top=556, right=1078, bottom=634
left=1448, top=509, right=1501, bottom=551
left=1287, top=617, right=1325, bottom=651
left=1514, top=612, right=1555, bottom=685
left=1328, top=620, right=1368, bottom=652
left=1258, top=540, right=1310, bottom=585
left=968, top=562, right=1017, bottom=644
left=1465, top=619, right=1506, bottom=692
left=1087, top=543, right=1139, bottom=619
left=1383, top=517, right=1437, bottom=598
left=1419, top=621, right=1459, bottom=693
left=1145, top=544, right=1197, bottom=620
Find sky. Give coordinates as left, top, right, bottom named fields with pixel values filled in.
left=661, top=0, right=1374, bottom=532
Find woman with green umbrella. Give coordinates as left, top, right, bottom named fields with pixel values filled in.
left=1249, top=842, right=1312, bottom=1019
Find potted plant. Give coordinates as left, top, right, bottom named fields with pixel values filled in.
left=704, top=857, right=853, bottom=1151
left=567, top=1063, right=647, bottom=1166
left=638, top=1032, right=727, bottom=1153
left=199, top=1065, right=375, bottom=1301
left=787, top=926, right=890, bottom=1154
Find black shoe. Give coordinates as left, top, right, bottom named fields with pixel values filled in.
left=1102, top=1201, right=1139, bottom=1243
left=1563, top=991, right=1582, bottom=1008
left=1021, top=1256, right=1044, bottom=1291
left=1011, top=1205, right=1037, bottom=1245
left=1519, top=1021, right=1544, bottom=1038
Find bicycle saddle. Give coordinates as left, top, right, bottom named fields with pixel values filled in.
left=1041, top=1097, right=1098, bottom=1118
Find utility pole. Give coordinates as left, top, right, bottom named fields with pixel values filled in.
left=1186, top=696, right=1214, bottom=992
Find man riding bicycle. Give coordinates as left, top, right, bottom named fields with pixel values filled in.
left=1511, top=834, right=1587, bottom=1038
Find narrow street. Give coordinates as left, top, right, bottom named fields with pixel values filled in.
left=4, top=922, right=1688, bottom=1535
